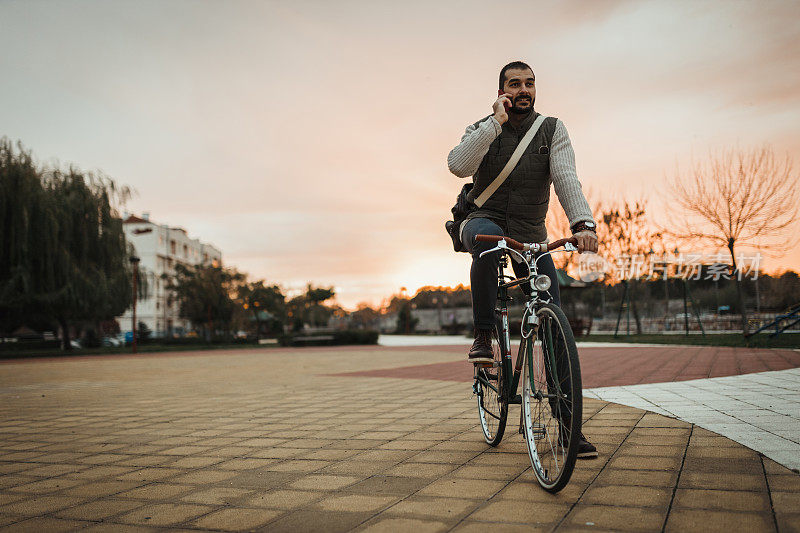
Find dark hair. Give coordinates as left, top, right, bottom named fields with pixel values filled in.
left=499, top=61, right=534, bottom=90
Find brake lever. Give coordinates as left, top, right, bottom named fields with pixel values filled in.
left=479, top=244, right=504, bottom=259
left=564, top=242, right=578, bottom=252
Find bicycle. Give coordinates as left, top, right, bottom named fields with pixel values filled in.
left=472, top=234, right=583, bottom=493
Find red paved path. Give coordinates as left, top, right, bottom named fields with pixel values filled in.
left=333, top=345, right=800, bottom=387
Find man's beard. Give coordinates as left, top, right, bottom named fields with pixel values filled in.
left=510, top=95, right=534, bottom=115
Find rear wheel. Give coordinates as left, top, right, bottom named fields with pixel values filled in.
left=475, top=326, right=507, bottom=446
left=521, top=303, right=582, bottom=492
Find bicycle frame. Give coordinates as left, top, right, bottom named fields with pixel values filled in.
left=472, top=234, right=584, bottom=491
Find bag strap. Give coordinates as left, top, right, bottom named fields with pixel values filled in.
left=474, top=114, right=547, bottom=208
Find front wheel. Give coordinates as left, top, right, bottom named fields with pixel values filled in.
left=521, top=302, right=582, bottom=493
left=475, top=326, right=507, bottom=446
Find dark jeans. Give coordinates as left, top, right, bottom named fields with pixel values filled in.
left=462, top=217, right=561, bottom=330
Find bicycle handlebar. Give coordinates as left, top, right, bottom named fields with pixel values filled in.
left=475, top=234, right=578, bottom=252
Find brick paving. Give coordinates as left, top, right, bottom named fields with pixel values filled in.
left=334, top=345, right=800, bottom=387
left=0, top=346, right=798, bottom=532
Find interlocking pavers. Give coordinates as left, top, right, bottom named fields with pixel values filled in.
left=52, top=498, right=145, bottom=521
left=383, top=496, right=480, bottom=520
left=0, top=495, right=87, bottom=516
left=314, top=494, right=399, bottom=512
left=115, top=467, right=185, bottom=483
left=664, top=509, right=775, bottom=533
left=0, top=464, right=31, bottom=476
left=382, top=462, right=457, bottom=478
left=263, top=508, right=373, bottom=533
left=60, top=480, right=142, bottom=498
left=775, top=513, right=800, bottom=533
left=583, top=484, right=672, bottom=508
left=115, top=483, right=195, bottom=501
left=0, top=493, right=27, bottom=507
left=7, top=476, right=84, bottom=494
left=417, top=478, right=507, bottom=499
left=65, top=465, right=136, bottom=480
left=320, top=461, right=393, bottom=477
left=170, top=469, right=239, bottom=484
left=0, top=516, right=90, bottom=532
left=1, top=345, right=799, bottom=531
left=243, top=489, right=323, bottom=510
left=678, top=471, right=767, bottom=492
left=354, top=450, right=419, bottom=463
left=189, top=507, right=281, bottom=531
left=450, top=465, right=527, bottom=480
left=215, top=457, right=280, bottom=470
left=358, top=516, right=450, bottom=532
left=672, top=488, right=772, bottom=512
left=180, top=486, right=254, bottom=505
left=290, top=475, right=361, bottom=491
left=451, top=522, right=546, bottom=533
left=345, top=476, right=432, bottom=497
left=116, top=502, right=213, bottom=526
left=567, top=503, right=668, bottom=531
left=471, top=499, right=573, bottom=525
left=592, top=467, right=679, bottom=488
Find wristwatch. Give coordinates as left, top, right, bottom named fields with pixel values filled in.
left=571, top=220, right=597, bottom=234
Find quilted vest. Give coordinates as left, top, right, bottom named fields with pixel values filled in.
left=466, top=111, right=557, bottom=243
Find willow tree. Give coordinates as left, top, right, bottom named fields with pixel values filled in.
left=0, top=137, right=135, bottom=348
left=0, top=139, right=61, bottom=334
left=669, top=146, right=799, bottom=335
left=43, top=168, right=134, bottom=346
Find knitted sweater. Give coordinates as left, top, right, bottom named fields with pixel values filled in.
left=447, top=115, right=594, bottom=240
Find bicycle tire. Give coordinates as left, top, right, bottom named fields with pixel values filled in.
left=520, top=302, right=583, bottom=492
left=475, top=325, right=508, bottom=446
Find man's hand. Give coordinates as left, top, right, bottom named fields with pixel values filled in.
left=574, top=231, right=598, bottom=253
left=492, top=93, right=512, bottom=124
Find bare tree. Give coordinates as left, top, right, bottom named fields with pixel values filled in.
left=545, top=188, right=602, bottom=272
left=599, top=200, right=665, bottom=333
left=668, top=146, right=799, bottom=334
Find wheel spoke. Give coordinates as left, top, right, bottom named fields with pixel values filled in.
left=476, top=325, right=507, bottom=446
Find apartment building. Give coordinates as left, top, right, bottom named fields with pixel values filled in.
left=119, top=212, right=222, bottom=337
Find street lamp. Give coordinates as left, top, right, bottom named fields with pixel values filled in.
left=130, top=225, right=152, bottom=351
left=131, top=256, right=140, bottom=354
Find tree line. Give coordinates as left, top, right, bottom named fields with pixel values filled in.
left=2, top=138, right=797, bottom=343
left=168, top=262, right=340, bottom=340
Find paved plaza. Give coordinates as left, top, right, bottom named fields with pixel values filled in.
left=1, top=344, right=799, bottom=532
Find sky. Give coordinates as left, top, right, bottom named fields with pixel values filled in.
left=2, top=0, right=799, bottom=309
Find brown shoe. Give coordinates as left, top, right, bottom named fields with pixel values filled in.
left=468, top=328, right=493, bottom=364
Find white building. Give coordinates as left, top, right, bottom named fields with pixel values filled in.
left=119, top=212, right=222, bottom=337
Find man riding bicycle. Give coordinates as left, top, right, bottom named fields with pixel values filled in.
left=447, top=61, right=599, bottom=458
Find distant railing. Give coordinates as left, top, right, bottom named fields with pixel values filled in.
left=591, top=314, right=800, bottom=334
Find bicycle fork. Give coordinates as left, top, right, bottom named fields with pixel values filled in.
left=519, top=310, right=541, bottom=436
